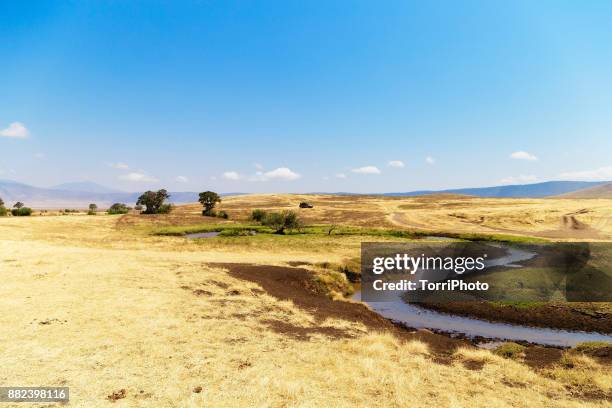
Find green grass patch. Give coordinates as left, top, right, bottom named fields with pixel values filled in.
left=573, top=342, right=611, bottom=353
left=155, top=223, right=271, bottom=236
left=493, top=342, right=526, bottom=359
left=154, top=222, right=540, bottom=243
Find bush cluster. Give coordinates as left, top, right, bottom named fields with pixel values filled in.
left=251, top=209, right=302, bottom=234
left=11, top=207, right=32, bottom=216
left=107, top=203, right=129, bottom=215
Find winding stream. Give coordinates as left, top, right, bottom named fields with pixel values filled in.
left=355, top=245, right=612, bottom=347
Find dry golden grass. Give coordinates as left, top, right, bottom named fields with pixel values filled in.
left=213, top=193, right=612, bottom=240
left=0, top=195, right=610, bottom=407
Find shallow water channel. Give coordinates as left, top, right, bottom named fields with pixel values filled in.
left=354, top=245, right=612, bottom=347
left=186, top=232, right=221, bottom=239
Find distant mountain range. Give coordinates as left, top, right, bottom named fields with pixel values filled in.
left=384, top=181, right=611, bottom=198
left=0, top=179, right=610, bottom=208
left=0, top=180, right=203, bottom=208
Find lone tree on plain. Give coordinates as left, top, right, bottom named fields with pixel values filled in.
left=199, top=191, right=221, bottom=216
left=13, top=202, right=24, bottom=209
left=88, top=203, right=97, bottom=213
left=136, top=189, right=171, bottom=214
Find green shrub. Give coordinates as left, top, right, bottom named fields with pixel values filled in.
left=262, top=210, right=302, bottom=234
left=107, top=203, right=129, bottom=215
left=157, top=203, right=174, bottom=214
left=87, top=210, right=96, bottom=215
left=0, top=206, right=7, bottom=216
left=251, top=209, right=267, bottom=222
left=11, top=207, right=32, bottom=216
left=217, top=210, right=229, bottom=219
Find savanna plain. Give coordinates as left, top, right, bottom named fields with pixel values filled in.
left=0, top=194, right=610, bottom=407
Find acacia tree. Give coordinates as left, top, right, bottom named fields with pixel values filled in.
left=136, top=189, right=171, bottom=214
left=199, top=191, right=221, bottom=216
left=0, top=197, right=6, bottom=216
left=13, top=202, right=24, bottom=209
left=0, top=197, right=4, bottom=207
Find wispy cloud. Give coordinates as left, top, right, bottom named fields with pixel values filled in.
left=0, top=122, right=29, bottom=138
left=108, top=162, right=130, bottom=170
left=500, top=174, right=538, bottom=184
left=240, top=167, right=302, bottom=181
left=175, top=175, right=189, bottom=183
left=259, top=167, right=301, bottom=181
left=388, top=160, right=405, bottom=168
left=351, top=166, right=381, bottom=175
left=559, top=166, right=612, bottom=181
left=425, top=156, right=435, bottom=165
left=119, top=172, right=158, bottom=182
left=335, top=173, right=347, bottom=179
left=223, top=171, right=241, bottom=180
left=510, top=151, right=538, bottom=161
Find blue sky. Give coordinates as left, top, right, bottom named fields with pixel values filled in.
left=2, top=0, right=612, bottom=193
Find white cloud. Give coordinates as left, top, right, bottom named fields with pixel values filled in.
left=261, top=167, right=301, bottom=181
left=225, top=167, right=302, bottom=182
left=351, top=166, right=381, bottom=175
left=119, top=172, right=158, bottom=182
left=34, top=152, right=45, bottom=159
left=108, top=162, right=130, bottom=170
left=253, top=163, right=264, bottom=170
left=223, top=171, right=241, bottom=181
left=0, top=122, right=29, bottom=138
left=388, top=160, right=405, bottom=168
left=510, top=151, right=538, bottom=161
left=559, top=166, right=612, bottom=181
left=500, top=175, right=538, bottom=184
left=425, top=156, right=435, bottom=165
left=335, top=173, right=347, bottom=179
left=175, top=175, right=189, bottom=183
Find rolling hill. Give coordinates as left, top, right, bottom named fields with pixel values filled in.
left=556, top=183, right=612, bottom=198
left=2, top=179, right=611, bottom=208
